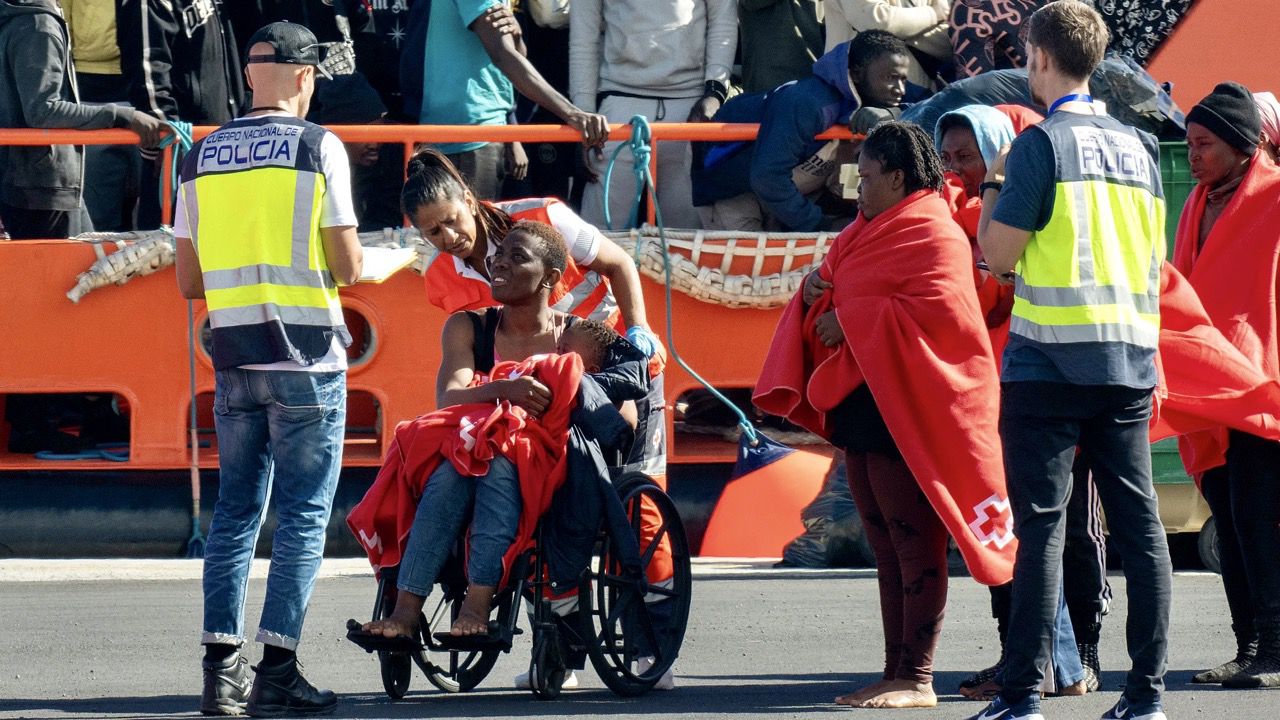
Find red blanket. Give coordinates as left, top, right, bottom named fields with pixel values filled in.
left=941, top=175, right=1015, bottom=366
left=346, top=354, right=584, bottom=583
left=755, top=190, right=1015, bottom=586
left=1169, top=155, right=1280, bottom=472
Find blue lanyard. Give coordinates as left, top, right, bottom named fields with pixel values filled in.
left=1048, top=93, right=1093, bottom=115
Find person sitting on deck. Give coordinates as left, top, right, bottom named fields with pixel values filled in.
left=692, top=31, right=911, bottom=233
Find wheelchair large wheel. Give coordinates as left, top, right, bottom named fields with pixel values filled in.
left=420, top=592, right=502, bottom=693
left=579, top=472, right=692, bottom=697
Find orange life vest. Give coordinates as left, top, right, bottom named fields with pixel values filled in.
left=423, top=198, right=620, bottom=328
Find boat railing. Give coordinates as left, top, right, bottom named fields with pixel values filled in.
left=0, top=122, right=857, bottom=227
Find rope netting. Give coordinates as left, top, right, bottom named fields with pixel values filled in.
left=65, top=224, right=834, bottom=309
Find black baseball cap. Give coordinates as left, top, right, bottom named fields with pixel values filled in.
left=245, top=22, right=322, bottom=68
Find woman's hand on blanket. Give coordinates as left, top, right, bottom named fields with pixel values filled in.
left=497, top=376, right=553, bottom=415
left=815, top=311, right=845, bottom=347
left=803, top=270, right=832, bottom=306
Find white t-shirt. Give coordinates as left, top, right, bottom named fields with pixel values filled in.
left=173, top=113, right=358, bottom=372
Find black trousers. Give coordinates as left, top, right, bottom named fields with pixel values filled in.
left=1063, top=453, right=1112, bottom=643
left=1200, top=431, right=1280, bottom=639
left=0, top=202, right=89, bottom=240
left=999, top=382, right=1171, bottom=707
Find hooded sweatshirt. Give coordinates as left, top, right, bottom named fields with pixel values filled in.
left=694, top=42, right=860, bottom=231
left=569, top=0, right=737, bottom=111
left=0, top=0, right=136, bottom=211
left=116, top=0, right=242, bottom=124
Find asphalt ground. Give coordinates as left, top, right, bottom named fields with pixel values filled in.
left=0, top=559, right=1270, bottom=719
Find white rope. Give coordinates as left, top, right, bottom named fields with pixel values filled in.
left=66, top=228, right=176, bottom=303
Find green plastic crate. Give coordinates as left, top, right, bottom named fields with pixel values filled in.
left=1159, top=140, right=1195, bottom=257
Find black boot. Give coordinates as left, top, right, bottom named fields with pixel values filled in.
left=246, top=656, right=337, bottom=717
left=1223, top=619, right=1280, bottom=689
left=201, top=652, right=251, bottom=716
left=1077, top=641, right=1101, bottom=693
left=1193, top=621, right=1258, bottom=684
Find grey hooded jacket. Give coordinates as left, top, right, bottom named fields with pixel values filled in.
left=0, top=0, right=136, bottom=210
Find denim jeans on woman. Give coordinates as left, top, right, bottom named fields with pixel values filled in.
left=397, top=456, right=522, bottom=596
left=202, top=368, right=346, bottom=650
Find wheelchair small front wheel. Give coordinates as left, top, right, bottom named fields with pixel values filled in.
left=529, top=623, right=567, bottom=700
left=378, top=650, right=412, bottom=700
left=420, top=594, right=501, bottom=693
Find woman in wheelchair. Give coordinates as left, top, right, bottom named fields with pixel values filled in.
left=357, top=221, right=637, bottom=644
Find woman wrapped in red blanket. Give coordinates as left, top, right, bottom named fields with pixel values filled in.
left=755, top=122, right=1014, bottom=710
left=350, top=221, right=597, bottom=642
left=1170, top=83, right=1280, bottom=689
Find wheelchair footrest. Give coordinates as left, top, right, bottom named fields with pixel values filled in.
left=431, top=620, right=518, bottom=651
left=344, top=618, right=424, bottom=654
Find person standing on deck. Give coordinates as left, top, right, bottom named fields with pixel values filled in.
left=571, top=0, right=737, bottom=229
left=173, top=22, right=363, bottom=718
left=971, top=2, right=1172, bottom=719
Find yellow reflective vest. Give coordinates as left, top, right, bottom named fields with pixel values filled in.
left=178, top=116, right=349, bottom=370
left=1006, top=111, right=1165, bottom=386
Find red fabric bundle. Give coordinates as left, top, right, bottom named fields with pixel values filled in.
left=1168, top=156, right=1280, bottom=473
left=754, top=190, right=1015, bottom=586
left=346, top=353, right=584, bottom=583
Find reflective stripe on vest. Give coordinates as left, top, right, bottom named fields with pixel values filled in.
left=184, top=117, right=347, bottom=368
left=1011, top=119, right=1165, bottom=350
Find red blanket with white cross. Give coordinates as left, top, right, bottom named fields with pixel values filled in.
left=346, top=353, right=583, bottom=585
left=754, top=189, right=1015, bottom=586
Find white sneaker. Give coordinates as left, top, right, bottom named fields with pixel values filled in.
left=513, top=669, right=579, bottom=690
left=636, top=656, right=676, bottom=690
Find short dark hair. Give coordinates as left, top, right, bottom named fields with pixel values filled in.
left=1027, top=1, right=1109, bottom=81
left=847, top=30, right=910, bottom=76
left=861, top=121, right=946, bottom=194
left=566, top=319, right=620, bottom=365
left=506, top=220, right=568, bottom=274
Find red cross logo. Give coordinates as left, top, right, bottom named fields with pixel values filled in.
left=968, top=493, right=1015, bottom=549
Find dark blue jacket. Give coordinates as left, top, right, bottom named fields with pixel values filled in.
left=694, top=43, right=859, bottom=232
left=543, top=339, right=650, bottom=592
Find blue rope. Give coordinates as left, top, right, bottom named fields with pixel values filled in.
left=157, top=120, right=194, bottom=214
left=600, top=118, right=651, bottom=233
left=600, top=115, right=759, bottom=445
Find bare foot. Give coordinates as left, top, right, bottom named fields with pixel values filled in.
left=451, top=583, right=497, bottom=636
left=856, top=680, right=937, bottom=709
left=362, top=589, right=425, bottom=638
left=835, top=679, right=893, bottom=706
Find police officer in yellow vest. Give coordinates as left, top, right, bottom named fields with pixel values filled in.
left=174, top=22, right=362, bottom=718
left=972, top=3, right=1172, bottom=720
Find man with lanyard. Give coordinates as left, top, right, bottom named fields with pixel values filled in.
left=174, top=22, right=363, bottom=717
left=969, top=3, right=1171, bottom=720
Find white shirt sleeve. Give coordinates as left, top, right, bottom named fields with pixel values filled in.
left=318, top=131, right=359, bottom=228
left=172, top=180, right=193, bottom=243
left=546, top=200, right=602, bottom=266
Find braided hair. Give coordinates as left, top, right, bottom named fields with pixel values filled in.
left=860, top=121, right=946, bottom=194
left=401, top=147, right=514, bottom=249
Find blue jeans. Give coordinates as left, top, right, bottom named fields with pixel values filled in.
left=398, top=456, right=522, bottom=596
left=202, top=369, right=346, bottom=650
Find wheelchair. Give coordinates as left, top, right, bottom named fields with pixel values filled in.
left=351, top=467, right=692, bottom=700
